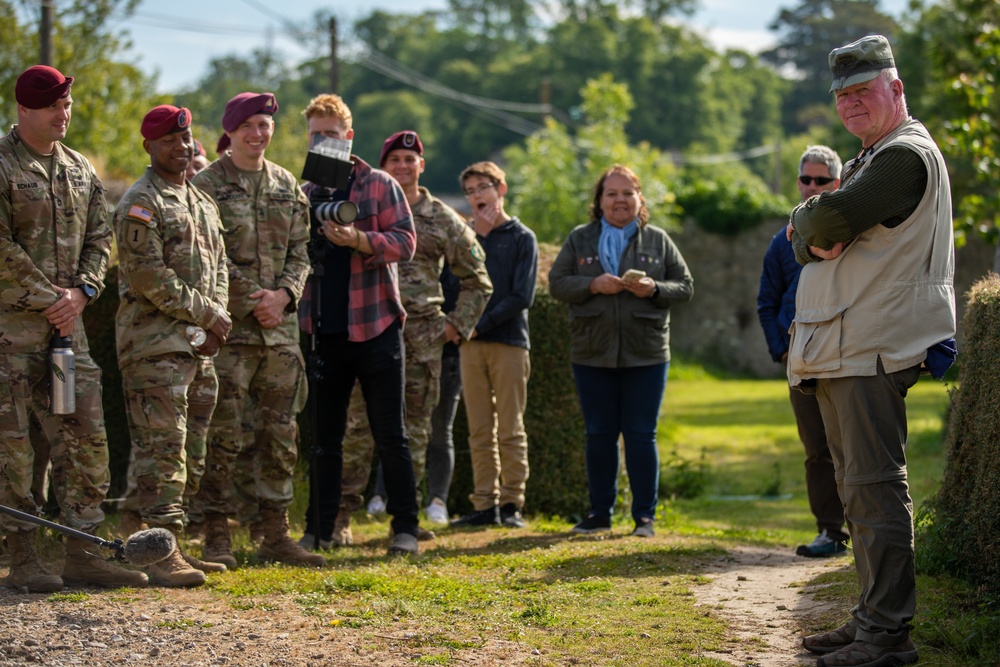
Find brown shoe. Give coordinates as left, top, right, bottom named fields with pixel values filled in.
left=62, top=538, right=148, bottom=588
left=145, top=547, right=206, bottom=587
left=804, top=623, right=857, bottom=655
left=257, top=508, right=326, bottom=567
left=332, top=512, right=353, bottom=546
left=816, top=638, right=918, bottom=666
left=4, top=530, right=63, bottom=592
left=116, top=510, right=147, bottom=538
left=202, top=513, right=238, bottom=570
left=182, top=550, right=227, bottom=573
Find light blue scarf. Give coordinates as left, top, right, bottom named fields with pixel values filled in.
left=598, top=217, right=638, bottom=276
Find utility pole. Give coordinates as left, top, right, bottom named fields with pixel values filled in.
left=329, top=18, right=338, bottom=94
left=40, top=0, right=54, bottom=65
left=540, top=78, right=551, bottom=122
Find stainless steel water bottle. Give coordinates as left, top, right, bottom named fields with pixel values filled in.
left=50, top=335, right=76, bottom=415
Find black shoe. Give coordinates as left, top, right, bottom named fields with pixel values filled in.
left=450, top=506, right=501, bottom=527
left=500, top=503, right=526, bottom=528
left=571, top=514, right=612, bottom=534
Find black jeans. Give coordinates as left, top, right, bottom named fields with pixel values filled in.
left=303, top=319, right=418, bottom=539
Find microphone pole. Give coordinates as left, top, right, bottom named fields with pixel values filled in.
left=306, top=197, right=326, bottom=552
left=0, top=503, right=126, bottom=559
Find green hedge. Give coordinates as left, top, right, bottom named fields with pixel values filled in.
left=82, top=265, right=130, bottom=498
left=447, top=288, right=589, bottom=519
left=918, top=273, right=1000, bottom=600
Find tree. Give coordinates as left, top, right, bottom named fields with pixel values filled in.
left=504, top=75, right=680, bottom=244
left=763, top=0, right=899, bottom=133
left=2, top=0, right=163, bottom=179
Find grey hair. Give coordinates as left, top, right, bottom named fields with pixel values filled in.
left=799, top=145, right=843, bottom=180
left=876, top=68, right=908, bottom=115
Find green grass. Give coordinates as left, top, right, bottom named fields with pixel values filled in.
left=84, top=363, right=995, bottom=665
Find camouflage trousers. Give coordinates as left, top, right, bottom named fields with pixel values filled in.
left=121, top=353, right=218, bottom=530
left=197, top=343, right=307, bottom=515
left=0, top=352, right=109, bottom=533
left=341, top=319, right=442, bottom=513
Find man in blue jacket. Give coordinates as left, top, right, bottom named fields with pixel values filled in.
left=757, top=145, right=848, bottom=557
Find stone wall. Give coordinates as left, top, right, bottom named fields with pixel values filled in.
left=666, top=219, right=996, bottom=378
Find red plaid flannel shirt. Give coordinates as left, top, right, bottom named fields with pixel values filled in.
left=300, top=155, right=415, bottom=341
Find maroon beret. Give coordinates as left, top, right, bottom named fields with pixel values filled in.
left=141, top=105, right=192, bottom=141
left=216, top=134, right=231, bottom=155
left=193, top=139, right=206, bottom=157
left=379, top=130, right=423, bottom=168
left=222, top=92, right=278, bottom=133
left=15, top=65, right=73, bottom=109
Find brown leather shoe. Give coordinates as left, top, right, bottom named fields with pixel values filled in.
left=816, top=638, right=918, bottom=666
left=803, top=623, right=857, bottom=654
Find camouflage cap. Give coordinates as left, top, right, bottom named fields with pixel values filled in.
left=828, top=35, right=895, bottom=93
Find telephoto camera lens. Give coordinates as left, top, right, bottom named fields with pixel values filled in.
left=314, top=200, right=359, bottom=225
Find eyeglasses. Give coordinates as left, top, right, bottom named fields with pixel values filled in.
left=799, top=175, right=835, bottom=186
left=463, top=182, right=496, bottom=197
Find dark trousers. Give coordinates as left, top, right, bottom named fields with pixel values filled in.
left=572, top=362, right=668, bottom=522
left=425, top=353, right=462, bottom=504
left=304, top=320, right=418, bottom=539
left=789, top=387, right=848, bottom=541
left=816, top=359, right=921, bottom=645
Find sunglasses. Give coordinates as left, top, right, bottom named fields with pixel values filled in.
left=799, top=175, right=835, bottom=186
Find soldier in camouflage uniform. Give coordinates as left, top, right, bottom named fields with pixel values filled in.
left=1, top=65, right=147, bottom=591
left=192, top=92, right=323, bottom=568
left=114, top=105, right=233, bottom=587
left=336, top=131, right=491, bottom=545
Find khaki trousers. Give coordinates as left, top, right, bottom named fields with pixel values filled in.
left=816, top=359, right=921, bottom=646
left=460, top=340, right=530, bottom=511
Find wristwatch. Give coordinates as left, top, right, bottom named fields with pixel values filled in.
left=79, top=283, right=97, bottom=302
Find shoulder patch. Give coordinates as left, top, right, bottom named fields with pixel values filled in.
left=127, top=204, right=154, bottom=223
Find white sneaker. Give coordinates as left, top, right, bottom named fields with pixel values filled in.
left=425, top=498, right=449, bottom=526
left=366, top=495, right=387, bottom=517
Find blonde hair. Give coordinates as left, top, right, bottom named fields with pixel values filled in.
left=459, top=161, right=506, bottom=188
left=302, top=94, right=353, bottom=128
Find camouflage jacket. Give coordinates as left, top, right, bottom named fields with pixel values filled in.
left=192, top=154, right=310, bottom=346
left=401, top=187, right=491, bottom=340
left=113, top=168, right=230, bottom=368
left=0, top=126, right=112, bottom=354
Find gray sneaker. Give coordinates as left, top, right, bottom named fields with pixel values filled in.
left=387, top=532, right=418, bottom=556
left=631, top=518, right=655, bottom=538
left=297, top=534, right=333, bottom=551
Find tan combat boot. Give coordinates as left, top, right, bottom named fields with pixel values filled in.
left=257, top=508, right=326, bottom=567
left=4, top=530, right=63, bottom=592
left=202, top=513, right=237, bottom=570
left=62, top=537, right=149, bottom=588
left=116, top=509, right=147, bottom=538
left=332, top=512, right=353, bottom=546
left=181, top=549, right=227, bottom=573
left=145, top=534, right=207, bottom=588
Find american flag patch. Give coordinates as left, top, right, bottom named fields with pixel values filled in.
left=127, top=205, right=153, bottom=222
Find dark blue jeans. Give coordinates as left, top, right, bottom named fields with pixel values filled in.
left=572, top=362, right=668, bottom=522
left=304, top=319, right=418, bottom=539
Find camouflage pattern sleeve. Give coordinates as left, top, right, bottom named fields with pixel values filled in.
left=193, top=165, right=260, bottom=321
left=209, top=198, right=230, bottom=314
left=74, top=164, right=112, bottom=298
left=0, top=156, right=61, bottom=311
left=441, top=207, right=491, bottom=340
left=115, top=190, right=224, bottom=330
left=275, top=183, right=311, bottom=307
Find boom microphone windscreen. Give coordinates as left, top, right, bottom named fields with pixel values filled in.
left=121, top=528, right=176, bottom=567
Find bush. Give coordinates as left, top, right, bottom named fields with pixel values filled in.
left=676, top=178, right=790, bottom=236
left=919, top=273, right=1000, bottom=602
